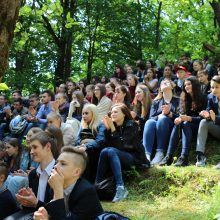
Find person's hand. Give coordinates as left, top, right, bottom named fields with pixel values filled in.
left=33, top=207, right=49, bottom=220
left=179, top=114, right=191, bottom=122
left=16, top=187, right=38, bottom=208
left=12, top=169, right=27, bottom=177
left=161, top=104, right=170, bottom=115
left=48, top=166, right=64, bottom=200
left=29, top=106, right=36, bottom=116
left=174, top=117, right=182, bottom=125
left=130, top=111, right=137, bottom=119
left=4, top=108, right=12, bottom=117
left=80, top=138, right=94, bottom=144
left=210, top=110, right=216, bottom=122
left=102, top=115, right=114, bottom=131
left=199, top=110, right=210, bottom=119
left=26, top=166, right=35, bottom=174
left=51, top=101, right=59, bottom=112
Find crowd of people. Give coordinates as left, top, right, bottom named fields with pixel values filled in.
left=0, top=53, right=220, bottom=219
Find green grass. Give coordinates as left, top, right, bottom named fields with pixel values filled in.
left=101, top=139, right=220, bottom=220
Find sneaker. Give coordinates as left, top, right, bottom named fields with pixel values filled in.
left=196, top=154, right=206, bottom=167
left=174, top=156, right=188, bottom=167
left=159, top=155, right=173, bottom=166
left=151, top=152, right=164, bottom=166
left=215, top=162, right=220, bottom=169
left=112, top=186, right=128, bottom=202
left=145, top=153, right=151, bottom=162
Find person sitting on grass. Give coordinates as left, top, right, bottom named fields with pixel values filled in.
left=160, top=76, right=207, bottom=166
left=195, top=75, right=220, bottom=168
left=96, top=103, right=148, bottom=202
left=7, top=130, right=60, bottom=218
left=0, top=162, right=18, bottom=219
left=33, top=146, right=103, bottom=220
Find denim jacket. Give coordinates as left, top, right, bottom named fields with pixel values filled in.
left=75, top=123, right=106, bottom=150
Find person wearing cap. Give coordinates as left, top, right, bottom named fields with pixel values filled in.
left=143, top=79, right=179, bottom=165
left=174, top=65, right=188, bottom=97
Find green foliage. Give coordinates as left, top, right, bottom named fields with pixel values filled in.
left=4, top=0, right=220, bottom=90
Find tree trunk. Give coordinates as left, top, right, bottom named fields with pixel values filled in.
left=155, top=1, right=162, bottom=52
left=0, top=0, right=20, bottom=82
left=210, top=0, right=220, bottom=40
left=136, top=0, right=143, bottom=60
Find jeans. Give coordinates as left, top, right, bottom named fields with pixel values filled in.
left=166, top=122, right=199, bottom=156
left=95, top=147, right=135, bottom=186
left=0, top=123, right=6, bottom=140
left=7, top=176, right=29, bottom=199
left=196, top=119, right=220, bottom=153
left=143, top=115, right=174, bottom=155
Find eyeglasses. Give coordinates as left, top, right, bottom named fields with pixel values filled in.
left=94, top=89, right=100, bottom=91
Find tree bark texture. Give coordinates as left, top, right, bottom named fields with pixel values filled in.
left=0, top=0, right=20, bottom=82
left=210, top=0, right=220, bottom=40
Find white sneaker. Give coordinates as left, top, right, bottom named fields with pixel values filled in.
left=145, top=153, right=151, bottom=162
left=151, top=152, right=164, bottom=166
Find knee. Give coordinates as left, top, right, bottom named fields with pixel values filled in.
left=100, top=147, right=115, bottom=157
left=199, top=119, right=209, bottom=129
left=144, top=119, right=156, bottom=130
left=157, top=115, right=170, bottom=124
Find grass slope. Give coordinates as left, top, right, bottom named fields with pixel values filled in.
left=101, top=139, right=220, bottom=220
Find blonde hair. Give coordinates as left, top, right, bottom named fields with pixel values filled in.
left=81, top=104, right=100, bottom=135
left=133, top=85, right=152, bottom=118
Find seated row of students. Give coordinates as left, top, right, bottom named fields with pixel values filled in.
left=0, top=102, right=148, bottom=219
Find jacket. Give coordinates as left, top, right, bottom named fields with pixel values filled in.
left=105, top=119, right=147, bottom=166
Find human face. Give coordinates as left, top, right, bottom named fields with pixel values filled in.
left=94, top=86, right=101, bottom=100
left=12, top=92, right=20, bottom=100
left=54, top=152, right=80, bottom=184
left=5, top=143, right=18, bottom=157
left=26, top=130, right=34, bottom=147
left=146, top=61, right=152, bottom=68
left=211, top=81, right=220, bottom=98
left=111, top=106, right=125, bottom=125
left=0, top=96, right=5, bottom=106
left=67, top=82, right=75, bottom=91
left=146, top=70, right=153, bottom=79
left=184, top=80, right=192, bottom=94
left=126, top=67, right=133, bottom=74
left=115, top=88, right=126, bottom=102
left=193, top=62, right=202, bottom=71
left=115, top=67, right=120, bottom=73
left=135, top=87, right=144, bottom=101
left=58, top=84, right=66, bottom=93
left=41, top=93, right=51, bottom=104
left=164, top=67, right=171, bottom=77
left=127, top=76, right=135, bottom=86
left=55, top=94, right=66, bottom=106
left=105, top=84, right=113, bottom=93
left=79, top=81, right=84, bottom=89
left=197, top=73, right=208, bottom=84
left=13, top=102, right=23, bottom=111
left=177, top=70, right=186, bottom=80
left=86, top=89, right=93, bottom=98
left=29, top=98, right=39, bottom=107
left=30, top=140, right=48, bottom=163
left=47, top=117, right=61, bottom=128
left=82, top=107, right=93, bottom=124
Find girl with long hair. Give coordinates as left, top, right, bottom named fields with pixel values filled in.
left=160, top=76, right=207, bottom=166
left=96, top=103, right=148, bottom=202
left=75, top=104, right=105, bottom=182
left=143, top=79, right=179, bottom=165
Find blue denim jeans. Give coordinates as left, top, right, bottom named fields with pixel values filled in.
left=166, top=121, right=199, bottom=156
left=95, top=147, right=135, bottom=186
left=143, top=115, right=174, bottom=155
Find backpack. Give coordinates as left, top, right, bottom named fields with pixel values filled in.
left=95, top=176, right=116, bottom=201
left=96, top=211, right=130, bottom=220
